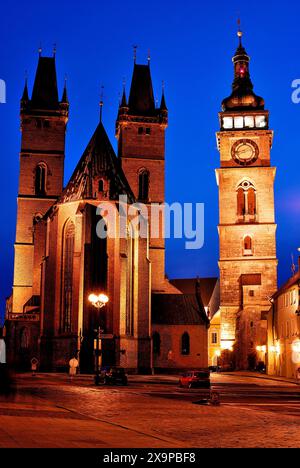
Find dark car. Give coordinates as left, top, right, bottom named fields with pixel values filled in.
left=179, top=370, right=211, bottom=389
left=104, top=367, right=128, bottom=386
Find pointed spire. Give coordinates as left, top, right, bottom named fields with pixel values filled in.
left=21, top=72, right=29, bottom=102
left=31, top=54, right=59, bottom=109
left=237, top=18, right=243, bottom=47
left=221, top=24, right=265, bottom=112
left=160, top=80, right=167, bottom=111
left=99, top=85, right=104, bottom=122
left=120, top=79, right=127, bottom=107
left=61, top=75, right=68, bottom=103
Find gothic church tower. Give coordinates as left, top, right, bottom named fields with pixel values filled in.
left=216, top=30, right=278, bottom=369
left=116, top=59, right=168, bottom=291
left=12, top=53, right=68, bottom=315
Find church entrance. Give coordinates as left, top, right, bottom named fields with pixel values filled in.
left=80, top=205, right=115, bottom=374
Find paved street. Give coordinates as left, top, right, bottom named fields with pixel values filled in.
left=0, top=372, right=299, bottom=448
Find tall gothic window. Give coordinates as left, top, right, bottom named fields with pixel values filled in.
left=61, top=221, right=75, bottom=333
left=181, top=332, right=190, bottom=356
left=126, top=226, right=135, bottom=336
left=138, top=170, right=149, bottom=201
left=35, top=163, right=47, bottom=196
left=237, top=181, right=256, bottom=219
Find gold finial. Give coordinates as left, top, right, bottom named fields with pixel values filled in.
left=237, top=18, right=243, bottom=44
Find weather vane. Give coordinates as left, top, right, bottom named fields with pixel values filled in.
left=133, top=45, right=137, bottom=64
left=99, top=85, right=104, bottom=122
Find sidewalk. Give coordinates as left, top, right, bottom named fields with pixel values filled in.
left=222, top=371, right=300, bottom=386
left=0, top=392, right=180, bottom=448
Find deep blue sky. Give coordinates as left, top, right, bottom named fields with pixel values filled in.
left=1, top=0, right=300, bottom=323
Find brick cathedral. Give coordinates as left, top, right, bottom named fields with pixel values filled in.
left=5, top=29, right=277, bottom=372
left=5, top=51, right=210, bottom=373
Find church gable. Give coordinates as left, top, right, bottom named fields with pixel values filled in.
left=61, top=122, right=135, bottom=204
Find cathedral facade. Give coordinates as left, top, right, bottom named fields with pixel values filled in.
left=5, top=53, right=209, bottom=373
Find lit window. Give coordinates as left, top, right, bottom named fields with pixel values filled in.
left=223, top=117, right=233, bottom=129
left=234, top=116, right=244, bottom=129
left=244, top=116, right=254, bottom=128
left=211, top=332, right=218, bottom=344
left=255, top=115, right=266, bottom=128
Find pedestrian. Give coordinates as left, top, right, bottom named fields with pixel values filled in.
left=69, top=356, right=79, bottom=380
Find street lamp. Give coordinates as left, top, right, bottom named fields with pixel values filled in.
left=88, top=293, right=109, bottom=385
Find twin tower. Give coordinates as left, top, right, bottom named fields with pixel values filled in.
left=11, top=32, right=277, bottom=370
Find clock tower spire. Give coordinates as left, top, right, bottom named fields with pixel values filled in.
left=216, top=29, right=278, bottom=369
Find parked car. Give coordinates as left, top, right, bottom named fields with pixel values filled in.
left=104, top=367, right=128, bottom=386
left=179, top=370, right=211, bottom=389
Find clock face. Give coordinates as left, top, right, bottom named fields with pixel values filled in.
left=231, top=139, right=259, bottom=166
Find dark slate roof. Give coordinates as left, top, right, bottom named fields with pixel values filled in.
left=152, top=294, right=209, bottom=326
left=170, top=278, right=218, bottom=306
left=60, top=122, right=135, bottom=204
left=128, top=64, right=156, bottom=115
left=31, top=57, right=59, bottom=109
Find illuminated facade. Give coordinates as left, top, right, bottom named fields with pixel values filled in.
left=216, top=30, right=278, bottom=369
left=267, top=265, right=300, bottom=379
left=5, top=53, right=209, bottom=372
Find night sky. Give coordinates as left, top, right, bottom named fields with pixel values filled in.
left=1, top=0, right=300, bottom=323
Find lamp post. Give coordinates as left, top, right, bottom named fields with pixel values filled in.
left=88, top=293, right=109, bottom=386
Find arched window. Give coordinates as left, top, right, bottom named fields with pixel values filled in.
left=237, top=181, right=256, bottom=219
left=237, top=187, right=246, bottom=216
left=35, top=163, right=47, bottom=196
left=153, top=332, right=161, bottom=355
left=98, top=179, right=104, bottom=192
left=61, top=221, right=75, bottom=333
left=248, top=187, right=256, bottom=215
left=244, top=236, right=253, bottom=255
left=181, top=332, right=190, bottom=356
left=138, top=170, right=149, bottom=201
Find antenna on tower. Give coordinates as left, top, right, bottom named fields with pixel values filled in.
left=133, top=45, right=137, bottom=64
left=99, top=85, right=104, bottom=122
left=53, top=43, right=57, bottom=57
left=237, top=17, right=243, bottom=45
left=38, top=43, right=42, bottom=57
left=147, top=49, right=151, bottom=65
